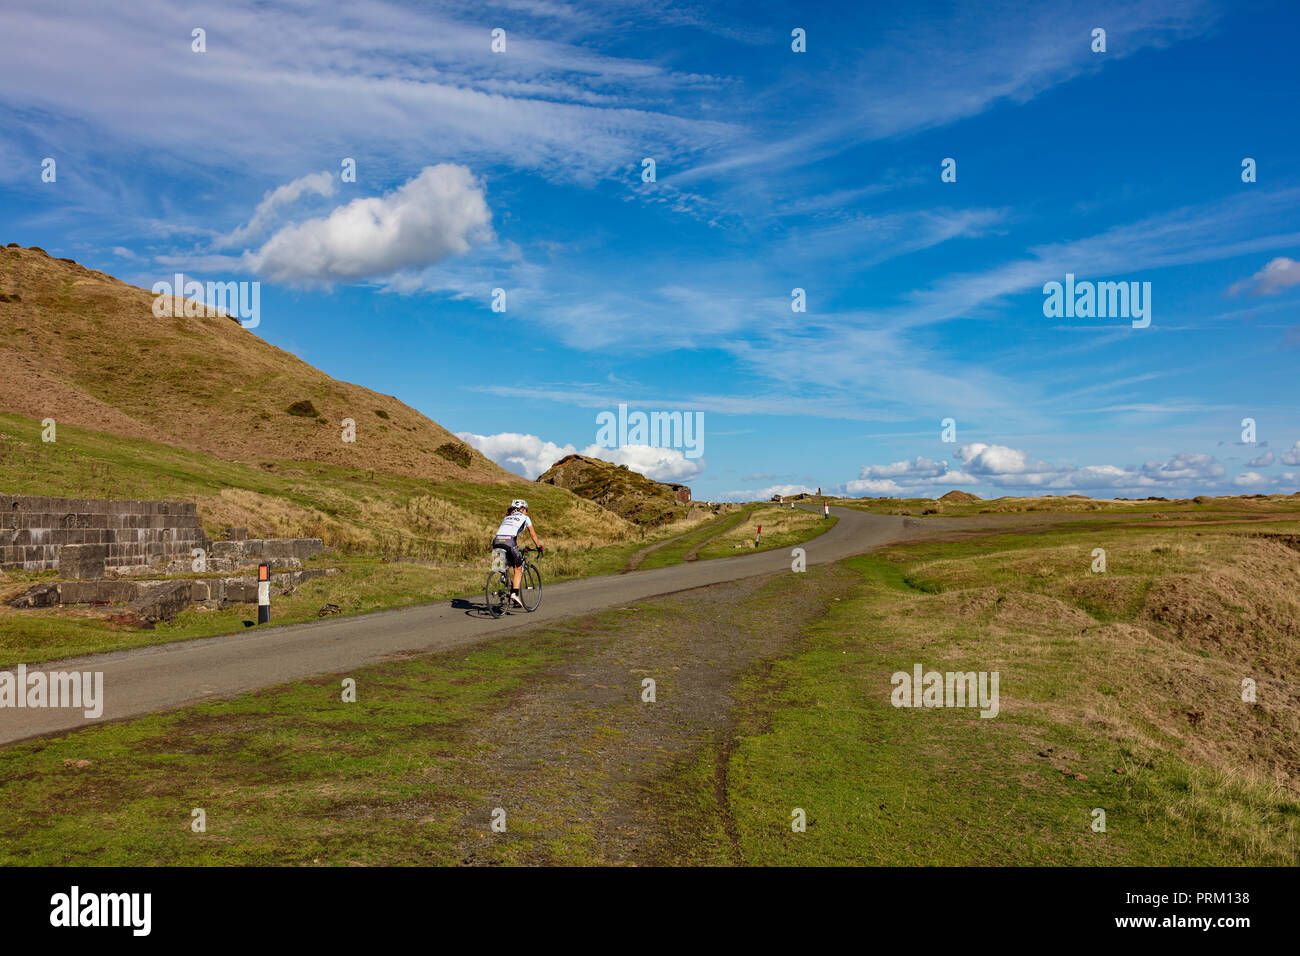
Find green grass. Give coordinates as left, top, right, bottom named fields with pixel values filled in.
left=637, top=506, right=757, bottom=569
left=661, top=527, right=1300, bottom=865
left=833, top=491, right=1300, bottom=518
left=0, top=630, right=582, bottom=865
left=0, top=410, right=712, bottom=662
left=692, top=505, right=835, bottom=560
left=1, top=516, right=1296, bottom=864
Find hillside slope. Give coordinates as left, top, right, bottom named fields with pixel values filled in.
left=0, top=244, right=507, bottom=483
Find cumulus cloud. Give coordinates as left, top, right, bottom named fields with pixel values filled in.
left=848, top=456, right=976, bottom=493
left=457, top=431, right=705, bottom=483
left=247, top=164, right=493, bottom=281
left=1281, top=442, right=1300, bottom=466
left=858, top=456, right=947, bottom=480
left=844, top=477, right=909, bottom=495
left=1139, top=452, right=1223, bottom=482
left=753, top=483, right=820, bottom=499
left=457, top=431, right=575, bottom=480
left=579, top=444, right=704, bottom=482
left=950, top=443, right=1065, bottom=487
left=1232, top=471, right=1269, bottom=488
left=844, top=444, right=1241, bottom=497
left=1227, top=256, right=1300, bottom=297
left=1248, top=450, right=1274, bottom=467
left=220, top=170, right=337, bottom=249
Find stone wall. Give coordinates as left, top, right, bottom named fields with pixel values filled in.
left=0, top=494, right=206, bottom=572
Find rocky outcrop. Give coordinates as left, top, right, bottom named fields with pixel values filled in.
left=535, top=454, right=693, bottom=525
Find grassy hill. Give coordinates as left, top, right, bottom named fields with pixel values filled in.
left=0, top=244, right=645, bottom=559
left=0, top=244, right=505, bottom=483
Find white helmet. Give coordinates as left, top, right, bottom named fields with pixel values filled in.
left=511, top=499, right=528, bottom=510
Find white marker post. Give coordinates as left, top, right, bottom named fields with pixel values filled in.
left=257, top=563, right=270, bottom=625
left=823, top=500, right=829, bottom=519
left=756, top=524, right=762, bottom=546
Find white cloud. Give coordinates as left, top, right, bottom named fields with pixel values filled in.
left=1139, top=452, right=1223, bottom=482
left=578, top=444, right=704, bottom=482
left=1248, top=450, right=1275, bottom=467
left=0, top=0, right=737, bottom=192
left=844, top=478, right=909, bottom=496
left=859, top=456, right=947, bottom=480
left=1062, top=464, right=1132, bottom=488
left=457, top=431, right=705, bottom=483
left=219, top=171, right=336, bottom=249
left=1227, top=256, right=1300, bottom=297
left=844, top=444, right=1239, bottom=497
left=753, top=484, right=820, bottom=499
left=1232, top=471, right=1269, bottom=488
left=457, top=431, right=575, bottom=480
left=1281, top=442, right=1300, bottom=466
left=246, top=165, right=493, bottom=282
left=955, top=443, right=1031, bottom=475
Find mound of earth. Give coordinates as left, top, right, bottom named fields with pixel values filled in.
left=938, top=490, right=981, bottom=503
left=536, top=454, right=692, bottom=525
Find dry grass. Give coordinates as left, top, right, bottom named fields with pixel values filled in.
left=700, top=503, right=824, bottom=551
left=0, top=246, right=509, bottom=483
left=885, top=524, right=1300, bottom=799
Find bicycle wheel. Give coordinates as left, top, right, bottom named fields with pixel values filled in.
left=485, top=570, right=509, bottom=618
left=520, top=563, right=542, bottom=611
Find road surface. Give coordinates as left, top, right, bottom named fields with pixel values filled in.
left=0, top=506, right=909, bottom=745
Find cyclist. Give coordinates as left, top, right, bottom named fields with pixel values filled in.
left=492, top=499, right=543, bottom=606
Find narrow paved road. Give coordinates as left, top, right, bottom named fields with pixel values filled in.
left=1, top=506, right=902, bottom=744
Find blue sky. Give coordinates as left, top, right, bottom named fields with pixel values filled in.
left=2, top=0, right=1298, bottom=500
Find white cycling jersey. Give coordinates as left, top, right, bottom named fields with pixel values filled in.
left=494, top=512, right=533, bottom=540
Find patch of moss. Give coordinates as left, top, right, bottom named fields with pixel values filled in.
left=285, top=399, right=320, bottom=418
left=435, top=441, right=473, bottom=468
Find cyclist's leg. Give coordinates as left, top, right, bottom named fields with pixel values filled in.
left=499, top=538, right=524, bottom=592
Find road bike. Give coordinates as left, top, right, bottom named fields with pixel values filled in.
left=485, top=545, right=542, bottom=618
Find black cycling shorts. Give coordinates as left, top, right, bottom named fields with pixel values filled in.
left=493, top=537, right=523, bottom=567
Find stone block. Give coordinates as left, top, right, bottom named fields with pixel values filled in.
left=128, top=581, right=193, bottom=624
left=8, top=582, right=60, bottom=608
left=223, top=580, right=259, bottom=603
left=59, top=581, right=139, bottom=604
left=60, top=543, right=109, bottom=579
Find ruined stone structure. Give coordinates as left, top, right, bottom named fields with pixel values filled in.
left=0, top=494, right=205, bottom=573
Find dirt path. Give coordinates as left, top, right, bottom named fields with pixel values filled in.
left=452, top=562, right=862, bottom=865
